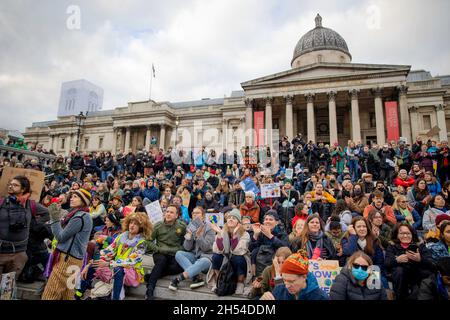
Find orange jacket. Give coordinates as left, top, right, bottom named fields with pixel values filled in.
left=240, top=202, right=261, bottom=223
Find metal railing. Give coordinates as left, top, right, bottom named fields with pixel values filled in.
left=0, top=145, right=57, bottom=166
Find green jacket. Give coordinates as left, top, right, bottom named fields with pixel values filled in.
left=52, top=161, right=67, bottom=175
left=145, top=219, right=186, bottom=256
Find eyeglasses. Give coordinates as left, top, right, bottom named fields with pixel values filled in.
left=399, top=201, right=407, bottom=203
left=352, top=263, right=369, bottom=271
left=399, top=232, right=412, bottom=236
left=8, top=183, right=21, bottom=187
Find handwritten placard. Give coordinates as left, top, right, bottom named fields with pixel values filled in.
left=0, top=167, right=45, bottom=202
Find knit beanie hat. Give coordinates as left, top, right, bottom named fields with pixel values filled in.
left=280, top=251, right=310, bottom=275
left=227, top=208, right=242, bottom=223
left=264, top=209, right=279, bottom=221
left=72, top=188, right=91, bottom=206
left=107, top=212, right=121, bottom=227
left=435, top=214, right=450, bottom=227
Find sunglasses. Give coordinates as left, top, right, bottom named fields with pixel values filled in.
left=352, top=263, right=369, bottom=271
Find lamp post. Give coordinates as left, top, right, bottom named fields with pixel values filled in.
left=75, top=111, right=86, bottom=152
left=175, top=116, right=179, bottom=147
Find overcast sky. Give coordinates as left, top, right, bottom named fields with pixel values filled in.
left=1, top=0, right=449, bottom=132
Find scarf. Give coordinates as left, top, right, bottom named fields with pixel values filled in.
left=62, top=206, right=89, bottom=228
left=400, top=208, right=413, bottom=225
left=306, top=231, right=324, bottom=259
left=357, top=238, right=367, bottom=250
left=16, top=193, right=31, bottom=208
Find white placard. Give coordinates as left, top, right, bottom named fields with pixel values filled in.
left=145, top=200, right=164, bottom=225
left=0, top=272, right=15, bottom=300
left=260, top=183, right=281, bottom=199
left=285, top=169, right=294, bottom=179
left=205, top=212, right=224, bottom=227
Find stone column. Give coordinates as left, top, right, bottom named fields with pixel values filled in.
left=245, top=98, right=253, bottom=147
left=372, top=87, right=386, bottom=145
left=398, top=85, right=412, bottom=143
left=327, top=91, right=338, bottom=145
left=409, top=105, right=419, bottom=141
left=435, top=104, right=448, bottom=141
left=349, top=89, right=361, bottom=142
left=265, top=97, right=273, bottom=146
left=222, top=118, right=228, bottom=152
left=49, top=134, right=55, bottom=152
left=160, top=124, right=166, bottom=150
left=145, top=125, right=151, bottom=151
left=111, top=128, right=117, bottom=154
left=65, top=134, right=72, bottom=156
left=124, top=127, right=131, bottom=153
left=305, top=93, right=316, bottom=143
left=285, top=95, right=294, bottom=140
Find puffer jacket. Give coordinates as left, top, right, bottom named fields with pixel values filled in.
left=330, top=267, right=387, bottom=300
left=249, top=224, right=290, bottom=253
left=271, top=272, right=329, bottom=300
left=182, top=221, right=215, bottom=260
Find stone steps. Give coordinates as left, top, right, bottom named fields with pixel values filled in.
left=14, top=254, right=250, bottom=300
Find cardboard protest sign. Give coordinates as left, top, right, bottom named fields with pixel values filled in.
left=285, top=168, right=294, bottom=180
left=309, top=260, right=340, bottom=294
left=0, top=272, right=16, bottom=300
left=239, top=177, right=260, bottom=195
left=0, top=167, right=45, bottom=202
left=260, top=183, right=281, bottom=198
left=145, top=200, right=164, bottom=225
left=205, top=212, right=224, bottom=227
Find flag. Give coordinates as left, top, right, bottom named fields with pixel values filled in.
left=152, top=63, right=156, bottom=78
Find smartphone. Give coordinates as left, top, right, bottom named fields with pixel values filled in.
left=407, top=244, right=419, bottom=252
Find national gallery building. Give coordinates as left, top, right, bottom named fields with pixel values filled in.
left=24, top=14, right=450, bottom=155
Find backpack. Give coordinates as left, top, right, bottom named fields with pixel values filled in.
left=0, top=198, right=37, bottom=217
left=255, top=245, right=275, bottom=276
left=215, top=254, right=237, bottom=296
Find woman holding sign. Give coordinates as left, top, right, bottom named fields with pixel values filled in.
left=330, top=251, right=387, bottom=300
left=170, top=207, right=215, bottom=291
left=208, top=209, right=251, bottom=295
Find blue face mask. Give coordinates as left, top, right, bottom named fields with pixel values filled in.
left=352, top=267, right=369, bottom=281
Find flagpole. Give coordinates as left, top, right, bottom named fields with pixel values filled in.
left=149, top=66, right=153, bottom=101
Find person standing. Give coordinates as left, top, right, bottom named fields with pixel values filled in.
left=42, top=189, right=93, bottom=300
left=0, top=176, right=39, bottom=280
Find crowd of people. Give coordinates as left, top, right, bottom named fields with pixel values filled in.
left=1, top=132, right=450, bottom=301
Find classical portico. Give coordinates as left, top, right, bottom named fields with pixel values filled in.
left=241, top=14, right=413, bottom=146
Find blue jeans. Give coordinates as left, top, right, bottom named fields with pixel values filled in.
left=347, top=159, right=359, bottom=182
left=101, top=170, right=112, bottom=182
left=175, top=251, right=211, bottom=279
left=78, top=266, right=125, bottom=300
left=211, top=254, right=247, bottom=277
left=55, top=174, right=65, bottom=184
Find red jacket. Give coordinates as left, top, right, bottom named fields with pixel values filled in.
left=393, top=176, right=415, bottom=188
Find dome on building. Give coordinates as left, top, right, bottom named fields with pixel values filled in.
left=291, top=14, right=351, bottom=67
